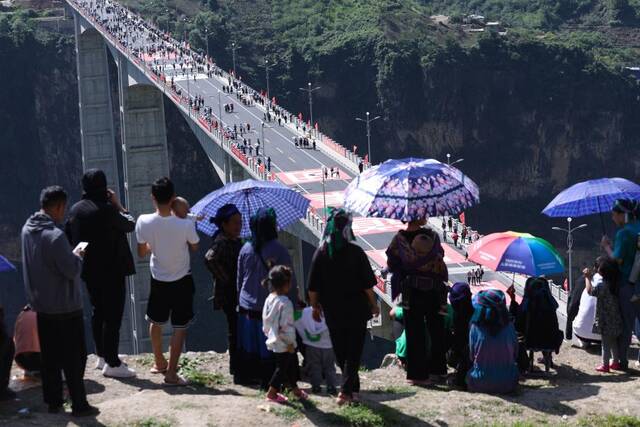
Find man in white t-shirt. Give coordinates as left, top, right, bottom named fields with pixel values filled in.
left=135, top=177, right=199, bottom=386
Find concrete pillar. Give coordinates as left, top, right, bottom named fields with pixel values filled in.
left=74, top=20, right=120, bottom=193
left=278, top=230, right=306, bottom=301
left=117, top=53, right=170, bottom=353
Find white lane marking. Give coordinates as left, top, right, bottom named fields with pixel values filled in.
left=288, top=157, right=297, bottom=163
left=276, top=147, right=284, bottom=153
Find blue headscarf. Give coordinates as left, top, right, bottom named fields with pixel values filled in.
left=520, top=277, right=558, bottom=315
left=471, top=289, right=510, bottom=336
left=211, top=203, right=241, bottom=240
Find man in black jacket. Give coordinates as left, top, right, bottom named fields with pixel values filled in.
left=66, top=169, right=137, bottom=378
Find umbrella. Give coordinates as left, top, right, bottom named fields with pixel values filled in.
left=343, top=158, right=480, bottom=221
left=0, top=255, right=16, bottom=273
left=191, top=179, right=310, bottom=237
left=468, top=231, right=565, bottom=277
left=542, top=177, right=640, bottom=232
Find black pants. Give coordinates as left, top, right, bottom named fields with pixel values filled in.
left=86, top=276, right=126, bottom=367
left=269, top=352, right=298, bottom=391
left=222, top=303, right=238, bottom=375
left=0, top=332, right=14, bottom=393
left=404, top=287, right=447, bottom=380
left=15, top=352, right=41, bottom=372
left=328, top=322, right=366, bottom=396
left=37, top=312, right=89, bottom=411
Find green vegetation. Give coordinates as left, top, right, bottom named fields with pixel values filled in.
left=577, top=414, right=640, bottom=426
left=128, top=417, right=174, bottom=427
left=335, top=404, right=385, bottom=427
left=178, top=355, right=225, bottom=387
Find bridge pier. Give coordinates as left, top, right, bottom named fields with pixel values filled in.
left=74, top=20, right=120, bottom=193
left=116, top=52, right=171, bottom=353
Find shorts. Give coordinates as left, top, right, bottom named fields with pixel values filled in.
left=146, top=275, right=195, bottom=329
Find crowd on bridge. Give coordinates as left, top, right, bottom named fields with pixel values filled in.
left=1, top=168, right=639, bottom=416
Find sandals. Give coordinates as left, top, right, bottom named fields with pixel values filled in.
left=293, top=389, right=308, bottom=401
left=336, top=392, right=352, bottom=406
left=150, top=366, right=168, bottom=374
left=266, top=393, right=289, bottom=404
left=163, top=375, right=189, bottom=387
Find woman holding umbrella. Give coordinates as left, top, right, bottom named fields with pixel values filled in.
left=236, top=207, right=299, bottom=388
left=600, top=199, right=640, bottom=370
left=204, top=204, right=243, bottom=379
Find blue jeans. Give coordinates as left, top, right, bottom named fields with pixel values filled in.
left=617, top=283, right=640, bottom=366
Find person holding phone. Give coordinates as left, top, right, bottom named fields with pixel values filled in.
left=66, top=169, right=137, bottom=378
left=22, top=186, right=98, bottom=416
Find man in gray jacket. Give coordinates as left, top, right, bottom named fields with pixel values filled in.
left=21, top=186, right=98, bottom=417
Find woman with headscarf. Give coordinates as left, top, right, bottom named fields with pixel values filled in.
left=508, top=277, right=563, bottom=373
left=466, top=289, right=519, bottom=394
left=448, top=282, right=473, bottom=389
left=204, top=204, right=243, bottom=379
left=236, top=207, right=298, bottom=388
left=600, top=199, right=640, bottom=370
left=386, top=218, right=448, bottom=385
left=308, top=209, right=379, bottom=406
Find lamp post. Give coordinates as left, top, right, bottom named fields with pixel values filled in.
left=552, top=217, right=587, bottom=292
left=446, top=153, right=464, bottom=167
left=204, top=27, right=210, bottom=60
left=264, top=59, right=276, bottom=102
left=355, top=111, right=380, bottom=164
left=261, top=122, right=273, bottom=158
left=299, top=82, right=321, bottom=132
left=230, top=42, right=239, bottom=76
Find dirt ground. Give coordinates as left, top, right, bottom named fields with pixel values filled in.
left=0, top=341, right=639, bottom=427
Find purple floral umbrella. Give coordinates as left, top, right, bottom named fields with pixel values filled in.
left=344, top=158, right=480, bottom=221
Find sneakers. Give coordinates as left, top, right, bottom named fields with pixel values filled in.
left=102, top=363, right=136, bottom=378
left=609, top=361, right=623, bottom=371
left=595, top=365, right=610, bottom=373
left=94, top=357, right=105, bottom=371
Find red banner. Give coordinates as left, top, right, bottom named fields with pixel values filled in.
left=459, top=212, right=466, bottom=225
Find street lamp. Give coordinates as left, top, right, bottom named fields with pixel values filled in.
left=355, top=111, right=380, bottom=164
left=261, top=121, right=273, bottom=158
left=446, top=153, right=464, bottom=167
left=230, top=42, right=240, bottom=76
left=204, top=27, right=210, bottom=60
left=552, top=217, right=587, bottom=292
left=264, top=59, right=276, bottom=102
left=299, top=82, right=321, bottom=131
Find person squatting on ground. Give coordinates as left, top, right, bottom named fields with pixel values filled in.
left=262, top=265, right=308, bottom=403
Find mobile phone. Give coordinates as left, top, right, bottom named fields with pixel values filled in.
left=74, top=242, right=89, bottom=253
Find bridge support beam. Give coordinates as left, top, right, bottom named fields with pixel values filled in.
left=117, top=53, right=170, bottom=353
left=74, top=20, right=120, bottom=193
left=278, top=231, right=306, bottom=300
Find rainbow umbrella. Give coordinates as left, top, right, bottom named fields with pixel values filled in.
left=468, top=232, right=564, bottom=276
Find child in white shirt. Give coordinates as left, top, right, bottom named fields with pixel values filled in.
left=295, top=306, right=337, bottom=394
left=262, top=265, right=307, bottom=403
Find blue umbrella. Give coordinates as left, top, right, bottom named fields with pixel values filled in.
left=0, top=255, right=16, bottom=273
left=344, top=158, right=480, bottom=221
left=542, top=177, right=640, bottom=232
left=191, top=179, right=310, bottom=237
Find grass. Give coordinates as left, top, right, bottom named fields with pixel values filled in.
left=368, top=385, right=413, bottom=395
left=179, top=355, right=225, bottom=387
left=128, top=417, right=174, bottom=427
left=335, top=405, right=385, bottom=427
left=577, top=415, right=640, bottom=427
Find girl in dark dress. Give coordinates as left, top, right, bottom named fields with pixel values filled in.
left=447, top=282, right=473, bottom=388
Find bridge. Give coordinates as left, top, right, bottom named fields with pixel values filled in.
left=64, top=0, right=545, bottom=353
